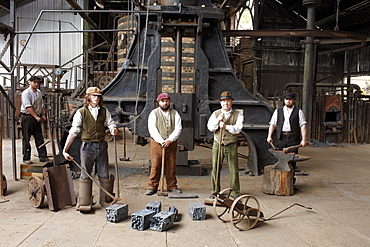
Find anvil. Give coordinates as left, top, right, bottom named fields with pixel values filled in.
left=268, top=149, right=311, bottom=171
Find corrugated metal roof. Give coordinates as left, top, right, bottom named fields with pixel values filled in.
left=0, top=0, right=85, bottom=87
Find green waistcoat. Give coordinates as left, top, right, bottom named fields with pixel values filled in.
left=154, top=107, right=176, bottom=140
left=79, top=106, right=106, bottom=142
left=214, top=109, right=243, bottom=145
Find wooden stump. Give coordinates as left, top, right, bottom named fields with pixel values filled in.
left=261, top=165, right=295, bottom=196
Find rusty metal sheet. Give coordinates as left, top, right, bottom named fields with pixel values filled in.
left=326, top=94, right=342, bottom=112
left=43, top=164, right=76, bottom=211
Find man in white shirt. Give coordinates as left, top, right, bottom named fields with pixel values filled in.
left=207, top=91, right=244, bottom=198
left=267, top=92, right=307, bottom=170
left=20, top=76, right=48, bottom=164
left=146, top=93, right=182, bottom=195
left=63, top=87, right=117, bottom=211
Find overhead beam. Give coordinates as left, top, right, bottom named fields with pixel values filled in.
left=221, top=29, right=367, bottom=41
left=265, top=0, right=306, bottom=28
left=66, top=0, right=112, bottom=45
left=316, top=0, right=370, bottom=26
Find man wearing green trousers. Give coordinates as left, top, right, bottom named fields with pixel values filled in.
left=207, top=91, right=244, bottom=197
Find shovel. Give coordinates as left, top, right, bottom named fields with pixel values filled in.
left=157, top=147, right=168, bottom=196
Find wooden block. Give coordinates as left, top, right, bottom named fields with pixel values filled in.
left=21, top=164, right=44, bottom=179
left=261, top=165, right=294, bottom=196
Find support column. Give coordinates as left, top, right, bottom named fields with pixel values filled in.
left=302, top=0, right=321, bottom=142
left=175, top=28, right=182, bottom=93
left=10, top=0, right=17, bottom=180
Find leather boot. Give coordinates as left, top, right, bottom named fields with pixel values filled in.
left=77, top=178, right=93, bottom=213
left=99, top=174, right=115, bottom=207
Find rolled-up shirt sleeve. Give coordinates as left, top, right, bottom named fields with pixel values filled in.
left=21, top=93, right=32, bottom=109
left=69, top=111, right=82, bottom=137
left=269, top=109, right=278, bottom=126
left=225, top=111, right=243, bottom=134
left=167, top=111, right=182, bottom=142
left=298, top=109, right=307, bottom=127
left=207, top=112, right=219, bottom=132
left=105, top=109, right=117, bottom=131
left=148, top=111, right=164, bottom=144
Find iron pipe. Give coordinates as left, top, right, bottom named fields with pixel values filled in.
left=284, top=83, right=361, bottom=92
left=175, top=28, right=182, bottom=93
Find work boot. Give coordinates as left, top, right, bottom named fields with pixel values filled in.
left=77, top=178, right=93, bottom=213
left=99, top=174, right=115, bottom=208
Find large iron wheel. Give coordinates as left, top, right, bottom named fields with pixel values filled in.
left=28, top=177, right=45, bottom=208
left=239, top=131, right=258, bottom=176
left=230, top=195, right=261, bottom=230
left=213, top=188, right=240, bottom=222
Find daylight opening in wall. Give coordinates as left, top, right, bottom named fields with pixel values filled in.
left=344, top=76, right=370, bottom=95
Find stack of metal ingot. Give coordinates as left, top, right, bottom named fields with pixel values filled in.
left=106, top=204, right=129, bottom=223
left=145, top=201, right=161, bottom=213
left=189, top=202, right=206, bottom=220
left=131, top=201, right=178, bottom=231
left=131, top=209, right=157, bottom=230
left=150, top=211, right=176, bottom=232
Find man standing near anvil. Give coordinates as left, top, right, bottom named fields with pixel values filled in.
left=267, top=92, right=307, bottom=170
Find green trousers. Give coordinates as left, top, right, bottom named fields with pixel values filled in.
left=211, top=141, right=240, bottom=196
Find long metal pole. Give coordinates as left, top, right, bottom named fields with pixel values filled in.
left=302, top=0, right=321, bottom=142
left=175, top=28, right=182, bottom=93
left=0, top=107, right=3, bottom=196
left=10, top=0, right=17, bottom=181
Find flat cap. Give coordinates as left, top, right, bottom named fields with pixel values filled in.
left=29, top=76, right=42, bottom=82
left=157, top=93, right=170, bottom=101
left=284, top=93, right=295, bottom=100
left=86, top=87, right=102, bottom=96
left=220, top=91, right=234, bottom=101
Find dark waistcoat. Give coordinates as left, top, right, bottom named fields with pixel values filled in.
left=276, top=106, right=300, bottom=142
left=79, top=106, right=106, bottom=142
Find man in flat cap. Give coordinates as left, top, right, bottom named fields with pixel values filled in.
left=207, top=91, right=244, bottom=198
left=267, top=92, right=307, bottom=170
left=63, top=87, right=117, bottom=212
left=20, top=76, right=48, bottom=164
left=146, top=92, right=182, bottom=195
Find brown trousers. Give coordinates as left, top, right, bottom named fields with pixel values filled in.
left=148, top=139, right=178, bottom=191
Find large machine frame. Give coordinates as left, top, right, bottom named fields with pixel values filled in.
left=102, top=0, right=274, bottom=175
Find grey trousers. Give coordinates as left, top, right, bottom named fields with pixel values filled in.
left=80, top=141, right=109, bottom=180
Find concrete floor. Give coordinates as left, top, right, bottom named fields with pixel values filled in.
left=1, top=137, right=370, bottom=247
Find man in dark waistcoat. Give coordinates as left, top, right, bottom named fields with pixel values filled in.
left=63, top=87, right=117, bottom=212
left=267, top=92, right=307, bottom=170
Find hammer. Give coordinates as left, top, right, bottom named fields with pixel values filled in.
left=269, top=142, right=277, bottom=150
left=283, top=144, right=302, bottom=154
